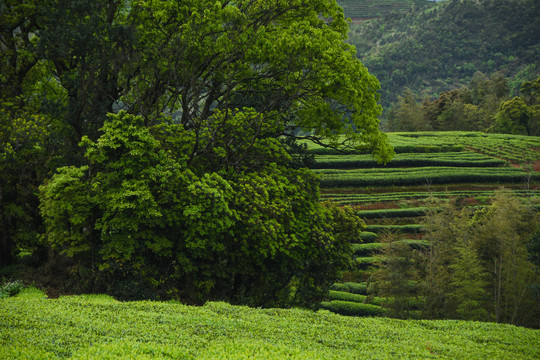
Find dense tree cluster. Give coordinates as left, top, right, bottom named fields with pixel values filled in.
left=370, top=191, right=540, bottom=328
left=387, top=73, right=539, bottom=134
left=1, top=0, right=392, bottom=304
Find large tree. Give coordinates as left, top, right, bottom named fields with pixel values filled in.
left=2, top=0, right=393, bottom=271
left=30, top=0, right=392, bottom=159
left=39, top=111, right=361, bottom=305
left=31, top=0, right=394, bottom=305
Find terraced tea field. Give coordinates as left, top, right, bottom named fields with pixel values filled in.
left=337, top=0, right=433, bottom=21
left=309, top=132, right=540, bottom=317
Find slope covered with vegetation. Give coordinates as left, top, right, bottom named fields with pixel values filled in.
left=310, top=132, right=540, bottom=327
left=347, top=0, right=540, bottom=109
left=336, top=0, right=435, bottom=21
left=1, top=287, right=539, bottom=359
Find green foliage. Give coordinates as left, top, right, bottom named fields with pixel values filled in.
left=421, top=191, right=540, bottom=327
left=3, top=290, right=539, bottom=359
left=493, top=95, right=539, bottom=136
left=369, top=233, right=423, bottom=319
left=332, top=282, right=368, bottom=295
left=320, top=300, right=385, bottom=317
left=349, top=0, right=540, bottom=110
left=448, top=241, right=490, bottom=321
left=39, top=111, right=359, bottom=306
left=0, top=280, right=24, bottom=298
left=1, top=0, right=399, bottom=307
left=0, top=108, right=62, bottom=266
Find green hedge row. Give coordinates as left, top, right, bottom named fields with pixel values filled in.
left=331, top=282, right=368, bottom=295
left=320, top=300, right=385, bottom=317
left=356, top=207, right=428, bottom=219
left=365, top=224, right=424, bottom=234
left=307, top=144, right=464, bottom=155
left=313, top=153, right=505, bottom=169
left=352, top=240, right=430, bottom=256
left=323, top=189, right=540, bottom=201
left=359, top=232, right=378, bottom=243
left=352, top=243, right=382, bottom=256
left=318, top=166, right=539, bottom=187
left=355, top=256, right=377, bottom=269
left=327, top=291, right=390, bottom=307
left=328, top=290, right=367, bottom=303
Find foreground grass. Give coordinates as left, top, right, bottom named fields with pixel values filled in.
left=1, top=288, right=539, bottom=359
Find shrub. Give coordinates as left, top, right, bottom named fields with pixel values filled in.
left=328, top=290, right=367, bottom=303
left=360, top=232, right=378, bottom=243
left=352, top=243, right=383, bottom=256
left=342, top=282, right=368, bottom=295
left=320, top=300, right=385, bottom=316
left=0, top=280, right=24, bottom=297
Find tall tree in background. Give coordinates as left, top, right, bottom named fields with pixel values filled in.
left=369, top=233, right=422, bottom=319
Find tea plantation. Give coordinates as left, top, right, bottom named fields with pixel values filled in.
left=336, top=0, right=433, bottom=21
left=1, top=287, right=539, bottom=359
left=310, top=132, right=540, bottom=317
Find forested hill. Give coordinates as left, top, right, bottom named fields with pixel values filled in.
left=347, top=0, right=540, bottom=110
left=336, top=0, right=436, bottom=21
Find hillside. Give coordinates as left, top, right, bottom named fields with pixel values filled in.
left=307, top=132, right=540, bottom=325
left=336, top=0, right=435, bottom=21
left=1, top=287, right=539, bottom=359
left=346, top=0, right=540, bottom=110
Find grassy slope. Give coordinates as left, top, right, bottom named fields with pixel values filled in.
left=1, top=287, right=539, bottom=359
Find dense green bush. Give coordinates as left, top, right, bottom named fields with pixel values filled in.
left=352, top=243, right=383, bottom=256
left=342, top=282, right=368, bottom=295
left=360, top=232, right=378, bottom=243
left=0, top=280, right=24, bottom=298
left=39, top=111, right=360, bottom=306
left=320, top=300, right=385, bottom=317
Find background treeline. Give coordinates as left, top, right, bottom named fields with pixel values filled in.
left=386, top=73, right=539, bottom=134
left=346, top=0, right=540, bottom=121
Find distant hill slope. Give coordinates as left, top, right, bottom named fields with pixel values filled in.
left=347, top=0, right=540, bottom=110
left=336, top=0, right=436, bottom=21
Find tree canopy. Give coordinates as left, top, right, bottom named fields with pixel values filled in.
left=1, top=0, right=391, bottom=305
